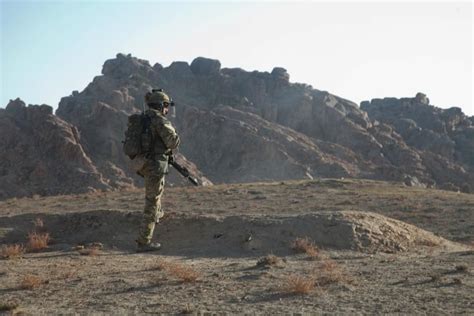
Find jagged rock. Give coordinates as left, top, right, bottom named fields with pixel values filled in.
left=415, top=92, right=430, bottom=105
left=0, top=99, right=111, bottom=199
left=362, top=97, right=473, bottom=190
left=403, top=175, right=426, bottom=188
left=190, top=57, right=221, bottom=76
left=102, top=53, right=152, bottom=79
left=271, top=67, right=289, bottom=81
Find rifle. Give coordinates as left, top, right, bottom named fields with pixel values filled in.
left=169, top=156, right=199, bottom=186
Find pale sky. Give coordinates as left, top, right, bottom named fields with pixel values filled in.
left=1, top=1, right=473, bottom=115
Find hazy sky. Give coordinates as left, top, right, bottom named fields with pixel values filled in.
left=1, top=1, right=473, bottom=115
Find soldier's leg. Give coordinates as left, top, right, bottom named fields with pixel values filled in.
left=137, top=173, right=165, bottom=245
left=156, top=177, right=165, bottom=222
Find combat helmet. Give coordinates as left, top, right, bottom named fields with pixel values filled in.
left=145, top=89, right=174, bottom=109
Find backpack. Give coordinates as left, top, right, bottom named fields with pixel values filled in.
left=122, top=113, right=152, bottom=159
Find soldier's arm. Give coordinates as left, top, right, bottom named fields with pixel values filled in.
left=156, top=119, right=180, bottom=150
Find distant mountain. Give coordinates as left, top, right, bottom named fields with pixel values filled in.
left=1, top=53, right=472, bottom=199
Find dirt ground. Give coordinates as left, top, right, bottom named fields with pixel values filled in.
left=0, top=179, right=473, bottom=314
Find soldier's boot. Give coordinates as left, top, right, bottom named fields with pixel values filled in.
left=136, top=241, right=161, bottom=253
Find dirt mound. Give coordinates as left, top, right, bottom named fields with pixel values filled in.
left=1, top=210, right=463, bottom=256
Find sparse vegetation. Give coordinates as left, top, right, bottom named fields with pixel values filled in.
left=315, top=259, right=348, bottom=286
left=0, top=179, right=472, bottom=313
left=26, top=232, right=50, bottom=251
left=20, top=275, right=43, bottom=289
left=154, top=260, right=171, bottom=271
left=155, top=260, right=200, bottom=283
left=0, top=244, right=25, bottom=259
left=168, top=263, right=200, bottom=283
left=282, top=274, right=315, bottom=295
left=257, top=254, right=281, bottom=267
left=291, top=237, right=319, bottom=258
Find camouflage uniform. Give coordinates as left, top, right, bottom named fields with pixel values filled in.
left=136, top=107, right=180, bottom=246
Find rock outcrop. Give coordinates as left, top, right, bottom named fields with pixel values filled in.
left=0, top=99, right=110, bottom=199
left=361, top=95, right=474, bottom=192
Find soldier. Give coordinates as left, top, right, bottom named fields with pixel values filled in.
left=136, top=89, right=180, bottom=252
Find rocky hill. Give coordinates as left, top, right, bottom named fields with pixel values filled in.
left=0, top=99, right=110, bottom=199
left=1, top=53, right=473, bottom=199
left=361, top=94, right=474, bottom=192
left=0, top=98, right=210, bottom=200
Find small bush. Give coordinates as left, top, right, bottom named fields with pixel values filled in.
left=168, top=263, right=200, bottom=283
left=317, top=259, right=342, bottom=285
left=156, top=260, right=200, bottom=283
left=154, top=260, right=172, bottom=271
left=257, top=254, right=281, bottom=267
left=291, top=237, right=319, bottom=258
left=26, top=232, right=50, bottom=251
left=315, top=258, right=353, bottom=286
left=282, top=274, right=315, bottom=295
left=0, top=244, right=25, bottom=259
left=20, top=275, right=43, bottom=290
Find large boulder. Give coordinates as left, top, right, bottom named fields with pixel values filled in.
left=190, top=57, right=221, bottom=76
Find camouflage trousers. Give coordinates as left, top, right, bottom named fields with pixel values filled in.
left=136, top=159, right=167, bottom=245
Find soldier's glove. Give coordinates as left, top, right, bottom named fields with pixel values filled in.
left=168, top=154, right=174, bottom=164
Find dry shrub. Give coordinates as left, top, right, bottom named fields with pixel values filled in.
left=20, top=275, right=43, bottom=290
left=0, top=244, right=25, bottom=259
left=291, top=237, right=319, bottom=258
left=168, top=263, right=200, bottom=283
left=282, top=274, right=315, bottom=295
left=257, top=254, right=281, bottom=267
left=154, top=259, right=172, bottom=271
left=26, top=232, right=50, bottom=251
left=157, top=260, right=200, bottom=283
left=315, top=258, right=352, bottom=286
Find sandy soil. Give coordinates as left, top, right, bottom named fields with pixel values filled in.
left=0, top=179, right=473, bottom=314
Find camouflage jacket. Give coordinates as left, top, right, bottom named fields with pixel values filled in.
left=145, top=108, right=180, bottom=162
